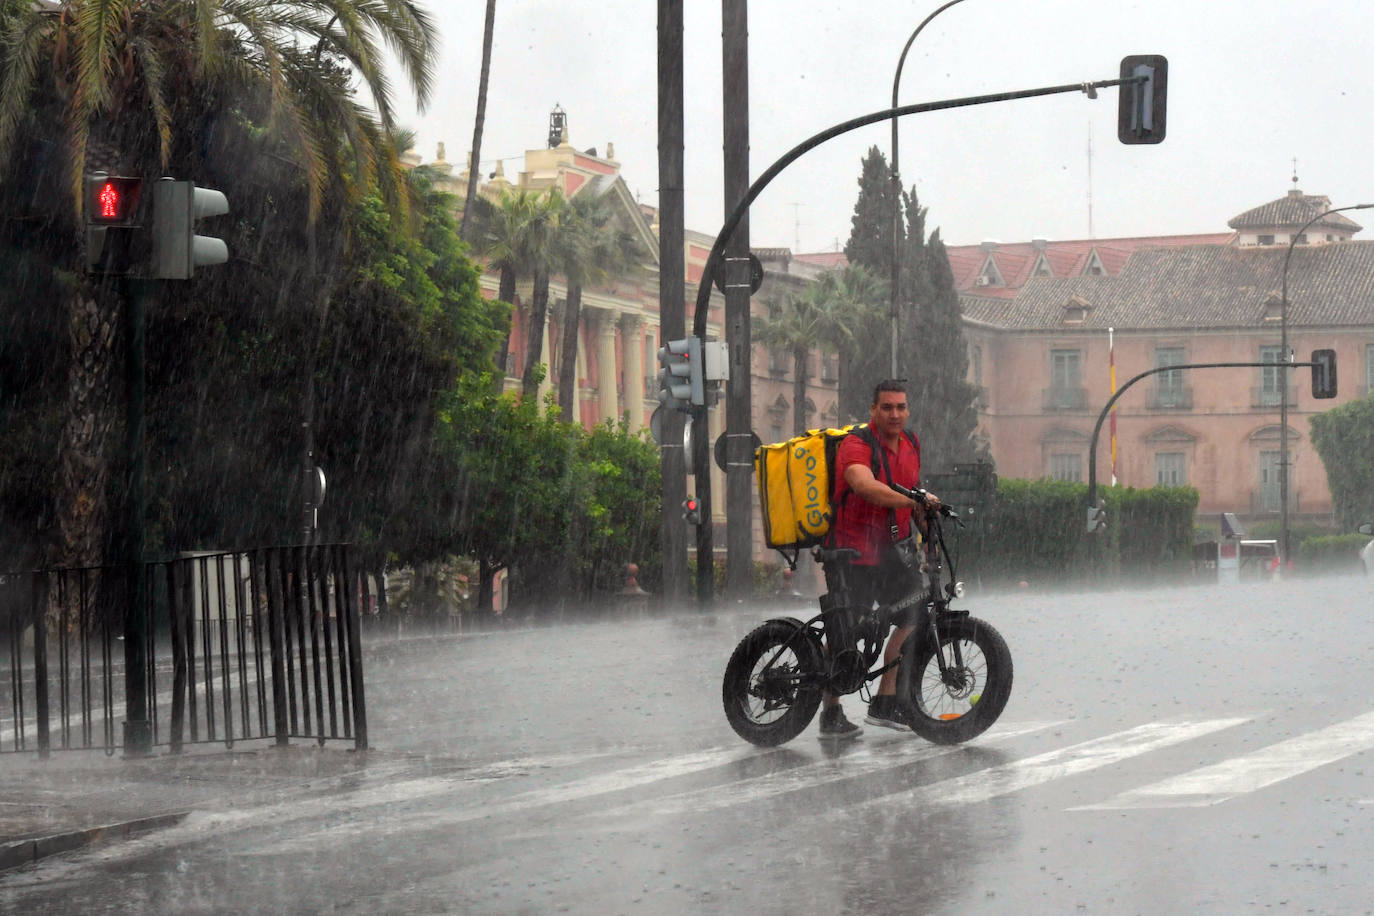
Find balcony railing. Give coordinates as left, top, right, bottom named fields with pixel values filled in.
left=1042, top=386, right=1087, bottom=410
left=1149, top=386, right=1193, bottom=410
left=1251, top=385, right=1297, bottom=408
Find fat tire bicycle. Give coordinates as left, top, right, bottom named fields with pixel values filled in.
left=722, top=488, right=1013, bottom=747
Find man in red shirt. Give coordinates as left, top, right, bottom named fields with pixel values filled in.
left=817, top=379, right=939, bottom=739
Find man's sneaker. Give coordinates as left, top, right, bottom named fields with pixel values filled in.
left=818, top=704, right=863, bottom=740
left=865, top=695, right=914, bottom=732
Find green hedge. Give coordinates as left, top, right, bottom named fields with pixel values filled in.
left=1294, top=534, right=1368, bottom=573
left=946, top=479, right=1198, bottom=586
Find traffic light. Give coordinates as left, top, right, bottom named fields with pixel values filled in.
left=151, top=179, right=230, bottom=279
left=1086, top=500, right=1107, bottom=534
left=657, top=336, right=704, bottom=410
left=1311, top=349, right=1338, bottom=399
left=85, top=173, right=146, bottom=275
left=682, top=495, right=702, bottom=526
left=1117, top=55, right=1167, bottom=145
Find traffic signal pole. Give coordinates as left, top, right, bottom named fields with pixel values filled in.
left=121, top=277, right=154, bottom=756
left=721, top=0, right=752, bottom=603
left=657, top=0, right=689, bottom=606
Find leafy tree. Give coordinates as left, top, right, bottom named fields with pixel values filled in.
left=1309, top=396, right=1374, bottom=529
left=0, top=0, right=438, bottom=571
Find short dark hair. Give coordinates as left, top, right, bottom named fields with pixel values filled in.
left=871, top=378, right=907, bottom=405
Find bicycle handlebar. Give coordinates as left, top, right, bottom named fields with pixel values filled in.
left=889, top=482, right=960, bottom=520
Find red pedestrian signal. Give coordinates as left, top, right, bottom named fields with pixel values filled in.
left=84, top=173, right=146, bottom=275
left=85, top=175, right=143, bottom=225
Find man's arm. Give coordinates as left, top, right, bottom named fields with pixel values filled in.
left=843, top=463, right=921, bottom=510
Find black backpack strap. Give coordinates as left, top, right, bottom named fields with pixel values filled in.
left=853, top=425, right=903, bottom=542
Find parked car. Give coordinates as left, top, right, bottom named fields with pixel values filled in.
left=1359, top=523, right=1374, bottom=574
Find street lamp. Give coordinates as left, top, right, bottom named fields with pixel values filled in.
left=889, top=0, right=970, bottom=376
left=1278, top=201, right=1374, bottom=568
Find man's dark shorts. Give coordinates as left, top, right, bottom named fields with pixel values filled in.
left=823, top=546, right=924, bottom=626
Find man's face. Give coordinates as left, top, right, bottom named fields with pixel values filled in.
left=870, top=390, right=909, bottom=437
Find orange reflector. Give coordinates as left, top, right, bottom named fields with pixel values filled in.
left=939, top=713, right=962, bottom=720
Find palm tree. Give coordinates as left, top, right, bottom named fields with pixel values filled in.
left=469, top=187, right=563, bottom=390
left=554, top=190, right=646, bottom=417
left=459, top=0, right=497, bottom=243
left=0, top=0, right=437, bottom=571
left=756, top=266, right=885, bottom=435
left=517, top=188, right=564, bottom=400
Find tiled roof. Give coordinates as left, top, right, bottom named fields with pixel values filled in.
left=960, top=242, right=1374, bottom=331
left=793, top=251, right=848, bottom=269
left=945, top=233, right=1236, bottom=294
left=1227, top=192, right=1363, bottom=232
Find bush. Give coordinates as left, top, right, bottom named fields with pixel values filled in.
left=955, top=478, right=1198, bottom=586
left=1294, top=533, right=1367, bottom=573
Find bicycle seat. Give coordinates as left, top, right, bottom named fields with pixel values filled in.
left=812, top=547, right=861, bottom=564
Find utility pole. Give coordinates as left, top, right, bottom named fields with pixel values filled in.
left=657, top=0, right=689, bottom=604
left=721, top=0, right=751, bottom=602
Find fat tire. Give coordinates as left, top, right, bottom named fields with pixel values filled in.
left=902, top=615, right=1012, bottom=745
left=722, top=618, right=824, bottom=747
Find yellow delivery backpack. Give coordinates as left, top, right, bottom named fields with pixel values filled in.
left=754, top=424, right=864, bottom=555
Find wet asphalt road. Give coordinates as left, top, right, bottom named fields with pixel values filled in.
left=2, top=575, right=1374, bottom=913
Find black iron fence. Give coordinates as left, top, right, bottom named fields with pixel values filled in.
left=0, top=544, right=368, bottom=757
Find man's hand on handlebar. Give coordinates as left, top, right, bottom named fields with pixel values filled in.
left=891, top=482, right=940, bottom=511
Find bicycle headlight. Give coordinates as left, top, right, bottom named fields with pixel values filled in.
left=953, top=581, right=966, bottom=598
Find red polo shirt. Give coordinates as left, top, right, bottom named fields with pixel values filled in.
left=831, top=430, right=921, bottom=565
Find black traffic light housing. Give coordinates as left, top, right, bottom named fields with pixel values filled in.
left=85, top=173, right=147, bottom=275
left=682, top=496, right=702, bottom=526
left=1311, top=349, right=1338, bottom=399
left=1118, top=55, right=1167, bottom=145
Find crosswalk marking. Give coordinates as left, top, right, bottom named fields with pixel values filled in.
left=858, top=717, right=1250, bottom=810
left=1075, top=710, right=1374, bottom=809
left=619, top=719, right=1063, bottom=821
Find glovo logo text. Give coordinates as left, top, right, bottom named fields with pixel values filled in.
left=794, top=444, right=826, bottom=530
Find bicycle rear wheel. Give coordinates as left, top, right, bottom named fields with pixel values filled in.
left=722, top=618, right=824, bottom=747
left=902, top=615, right=1012, bottom=745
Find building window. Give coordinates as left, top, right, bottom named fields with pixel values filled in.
left=1258, top=345, right=1285, bottom=406
left=1295, top=233, right=1308, bottom=245
left=1258, top=234, right=1275, bottom=246
left=1258, top=450, right=1283, bottom=512
left=1154, top=347, right=1187, bottom=407
left=1046, top=349, right=1084, bottom=408
left=821, top=352, right=838, bottom=382
left=768, top=347, right=787, bottom=376
left=971, top=345, right=983, bottom=386
left=1365, top=343, right=1374, bottom=395
left=1050, top=453, right=1082, bottom=482
left=1155, top=452, right=1186, bottom=486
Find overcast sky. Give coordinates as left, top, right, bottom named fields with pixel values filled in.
left=388, top=1, right=1374, bottom=253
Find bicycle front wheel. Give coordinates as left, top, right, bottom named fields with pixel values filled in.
left=903, top=615, right=1012, bottom=745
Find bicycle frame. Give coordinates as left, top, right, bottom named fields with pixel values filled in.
left=759, top=505, right=967, bottom=699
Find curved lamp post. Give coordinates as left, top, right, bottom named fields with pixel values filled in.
left=1278, top=202, right=1374, bottom=567
left=889, top=0, right=970, bottom=376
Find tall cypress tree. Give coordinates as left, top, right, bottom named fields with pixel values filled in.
left=899, top=191, right=982, bottom=474
left=840, top=146, right=903, bottom=421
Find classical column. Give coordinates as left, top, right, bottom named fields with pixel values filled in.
left=622, top=315, right=646, bottom=428
left=595, top=310, right=620, bottom=423
left=536, top=301, right=554, bottom=405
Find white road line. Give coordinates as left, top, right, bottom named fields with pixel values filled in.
left=621, top=719, right=1064, bottom=821
left=860, top=717, right=1250, bottom=810
left=1076, top=710, right=1374, bottom=809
